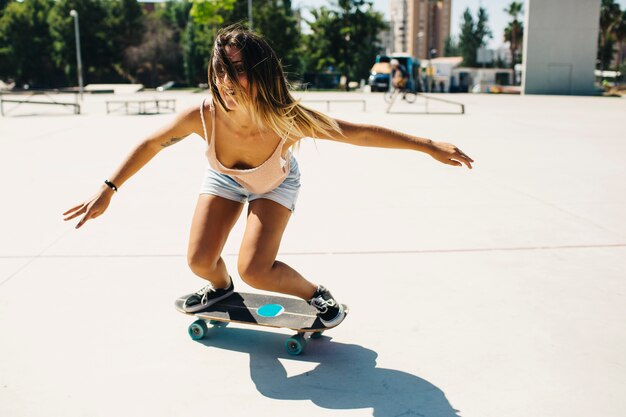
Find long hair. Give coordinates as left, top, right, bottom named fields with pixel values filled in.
left=208, top=25, right=341, bottom=143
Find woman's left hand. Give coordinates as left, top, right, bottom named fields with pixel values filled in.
left=429, top=142, right=474, bottom=169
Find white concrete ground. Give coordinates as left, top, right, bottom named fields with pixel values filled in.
left=1, top=90, right=625, bottom=417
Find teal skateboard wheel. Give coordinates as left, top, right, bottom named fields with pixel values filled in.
left=188, top=319, right=208, bottom=340
left=285, top=335, right=307, bottom=355
left=310, top=331, right=324, bottom=340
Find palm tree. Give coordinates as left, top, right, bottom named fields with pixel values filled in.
left=613, top=10, right=626, bottom=80
left=504, top=1, right=523, bottom=85
left=598, top=0, right=621, bottom=71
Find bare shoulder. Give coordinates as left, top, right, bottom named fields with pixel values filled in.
left=175, top=102, right=206, bottom=135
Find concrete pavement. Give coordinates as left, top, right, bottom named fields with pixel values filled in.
left=1, top=90, right=625, bottom=417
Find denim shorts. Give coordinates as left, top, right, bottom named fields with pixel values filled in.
left=200, top=155, right=301, bottom=212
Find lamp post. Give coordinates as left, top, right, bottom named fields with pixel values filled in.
left=344, top=33, right=351, bottom=91
left=428, top=48, right=437, bottom=93
left=69, top=10, right=84, bottom=100
left=417, top=31, right=424, bottom=92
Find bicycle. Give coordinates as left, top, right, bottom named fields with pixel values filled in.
left=383, top=87, right=417, bottom=104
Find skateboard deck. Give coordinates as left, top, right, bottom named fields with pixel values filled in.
left=175, top=291, right=348, bottom=355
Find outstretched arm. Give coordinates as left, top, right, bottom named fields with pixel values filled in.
left=314, top=119, right=474, bottom=169
left=63, top=106, right=203, bottom=229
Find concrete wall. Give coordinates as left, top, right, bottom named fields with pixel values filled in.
left=522, top=0, right=601, bottom=95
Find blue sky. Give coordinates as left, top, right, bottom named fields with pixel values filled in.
left=293, top=0, right=626, bottom=49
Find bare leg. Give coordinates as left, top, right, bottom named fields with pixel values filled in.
left=237, top=198, right=317, bottom=300
left=187, top=194, right=244, bottom=288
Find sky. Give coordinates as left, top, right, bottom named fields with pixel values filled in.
left=293, top=0, right=626, bottom=50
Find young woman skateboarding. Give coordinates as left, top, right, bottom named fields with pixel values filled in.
left=63, top=26, right=474, bottom=327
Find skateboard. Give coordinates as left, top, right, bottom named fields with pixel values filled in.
left=174, top=291, right=348, bottom=355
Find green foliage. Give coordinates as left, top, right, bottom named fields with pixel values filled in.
left=475, top=7, right=492, bottom=48
left=443, top=36, right=459, bottom=57
left=0, top=0, right=10, bottom=16
left=183, top=1, right=303, bottom=86
left=615, top=10, right=626, bottom=73
left=503, top=1, right=523, bottom=83
left=458, top=9, right=476, bottom=66
left=190, top=0, right=235, bottom=26
left=154, top=1, right=197, bottom=85
left=0, top=0, right=384, bottom=90
left=109, top=0, right=144, bottom=53
left=0, top=0, right=59, bottom=86
left=616, top=10, right=626, bottom=45
left=124, top=13, right=182, bottom=87
left=503, top=1, right=523, bottom=58
left=161, top=0, right=193, bottom=32
left=49, top=1, right=105, bottom=83
left=183, top=19, right=215, bottom=86
left=303, top=0, right=387, bottom=86
left=458, top=6, right=492, bottom=67
left=598, top=0, right=623, bottom=71
left=251, top=1, right=302, bottom=77
left=303, top=7, right=338, bottom=72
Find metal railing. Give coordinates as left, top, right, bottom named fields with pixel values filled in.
left=386, top=91, right=464, bottom=115
left=105, top=99, right=176, bottom=115
left=0, top=90, right=81, bottom=116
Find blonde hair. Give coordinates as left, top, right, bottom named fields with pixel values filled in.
left=208, top=25, right=342, bottom=144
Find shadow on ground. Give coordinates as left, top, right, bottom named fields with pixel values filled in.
left=197, top=327, right=460, bottom=417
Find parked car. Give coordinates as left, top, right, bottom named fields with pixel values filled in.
left=368, top=55, right=391, bottom=92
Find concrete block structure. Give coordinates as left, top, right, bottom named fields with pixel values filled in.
left=522, top=0, right=601, bottom=95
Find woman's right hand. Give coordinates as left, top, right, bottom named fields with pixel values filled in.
left=63, top=186, right=115, bottom=229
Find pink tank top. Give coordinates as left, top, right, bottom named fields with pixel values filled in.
left=199, top=97, right=291, bottom=194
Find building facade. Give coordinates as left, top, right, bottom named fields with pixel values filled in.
left=389, top=0, right=451, bottom=59
left=522, top=0, right=601, bottom=95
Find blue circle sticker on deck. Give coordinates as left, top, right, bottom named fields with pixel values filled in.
left=258, top=304, right=285, bottom=317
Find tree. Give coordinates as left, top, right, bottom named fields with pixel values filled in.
left=458, top=6, right=492, bottom=67
left=303, top=7, right=338, bottom=76
left=251, top=0, right=302, bottom=78
left=614, top=10, right=626, bottom=78
left=0, top=0, right=10, bottom=16
left=48, top=0, right=130, bottom=85
left=143, top=0, right=305, bottom=87
left=598, top=0, right=621, bottom=71
left=0, top=0, right=310, bottom=89
left=183, top=19, right=216, bottom=86
left=155, top=1, right=192, bottom=85
left=190, top=0, right=236, bottom=26
left=210, top=0, right=302, bottom=79
left=504, top=1, right=523, bottom=84
left=0, top=0, right=62, bottom=87
left=475, top=7, right=492, bottom=63
left=458, top=9, right=475, bottom=66
left=443, top=36, right=459, bottom=57
left=304, top=0, right=387, bottom=90
left=0, top=0, right=149, bottom=88
left=182, top=0, right=235, bottom=86
left=125, top=13, right=182, bottom=87
left=108, top=0, right=145, bottom=81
